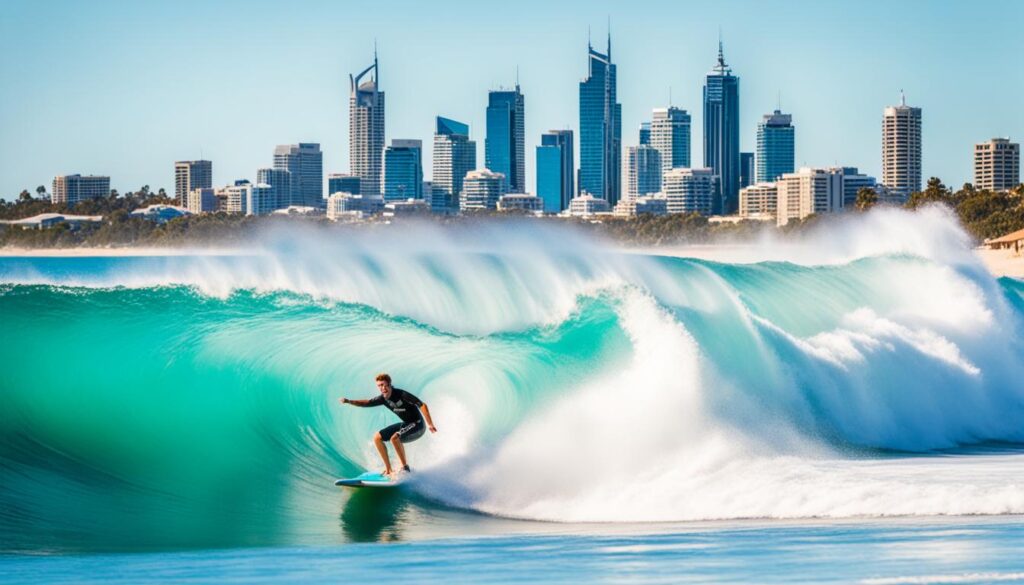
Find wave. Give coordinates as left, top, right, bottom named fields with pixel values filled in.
left=1, top=206, right=1023, bottom=548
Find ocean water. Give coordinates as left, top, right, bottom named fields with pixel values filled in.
left=1, top=207, right=1023, bottom=582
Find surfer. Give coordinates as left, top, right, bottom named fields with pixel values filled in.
left=339, top=373, right=437, bottom=478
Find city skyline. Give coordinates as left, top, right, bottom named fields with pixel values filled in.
left=1, top=0, right=1022, bottom=200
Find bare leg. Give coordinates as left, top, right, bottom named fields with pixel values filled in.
left=390, top=434, right=408, bottom=469
left=373, top=432, right=393, bottom=475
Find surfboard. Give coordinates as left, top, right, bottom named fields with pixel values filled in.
left=334, top=471, right=402, bottom=488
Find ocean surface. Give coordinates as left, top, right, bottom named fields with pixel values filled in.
left=1, top=208, right=1023, bottom=583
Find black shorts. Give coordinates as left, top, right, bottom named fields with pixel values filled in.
left=380, top=419, right=425, bottom=443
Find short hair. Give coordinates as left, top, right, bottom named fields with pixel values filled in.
left=375, top=373, right=392, bottom=384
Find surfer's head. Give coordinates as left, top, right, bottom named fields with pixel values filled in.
left=375, top=373, right=393, bottom=398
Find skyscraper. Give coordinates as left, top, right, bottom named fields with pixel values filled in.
left=881, top=92, right=922, bottom=201
left=256, top=167, right=292, bottom=211
left=650, top=107, right=691, bottom=175
left=974, top=138, right=1020, bottom=192
left=579, top=34, right=622, bottom=207
left=740, top=152, right=755, bottom=188
left=432, top=116, right=476, bottom=213
left=384, top=139, right=423, bottom=201
left=627, top=145, right=662, bottom=198
left=485, top=85, right=526, bottom=193
left=776, top=167, right=844, bottom=226
left=273, top=143, right=323, bottom=207
left=638, top=122, right=651, bottom=146
left=703, top=40, right=740, bottom=214
left=756, top=110, right=794, bottom=182
left=174, top=160, right=212, bottom=205
left=460, top=169, right=506, bottom=211
left=536, top=129, right=575, bottom=213
left=350, top=52, right=385, bottom=199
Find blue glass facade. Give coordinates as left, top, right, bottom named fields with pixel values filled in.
left=756, top=110, right=794, bottom=182
left=740, top=152, right=755, bottom=188
left=579, top=38, right=622, bottom=206
left=485, top=86, right=525, bottom=193
left=384, top=140, right=423, bottom=201
left=328, top=174, right=360, bottom=196
left=703, top=43, right=740, bottom=214
left=536, top=130, right=574, bottom=212
left=256, top=167, right=291, bottom=210
left=432, top=117, right=476, bottom=213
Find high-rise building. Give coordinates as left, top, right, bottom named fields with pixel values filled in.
left=536, top=129, right=574, bottom=213
left=273, top=143, right=323, bottom=207
left=626, top=145, right=662, bottom=198
left=740, top=152, right=755, bottom=188
left=650, top=107, right=691, bottom=175
left=186, top=188, right=217, bottom=214
left=327, top=173, right=361, bottom=196
left=350, top=52, right=385, bottom=198
left=829, top=166, right=878, bottom=208
left=881, top=93, right=922, bottom=201
left=638, top=122, right=651, bottom=146
left=432, top=117, right=476, bottom=213
left=579, top=34, right=622, bottom=207
left=460, top=169, right=506, bottom=211
left=485, top=85, right=526, bottom=193
left=256, top=167, right=292, bottom=211
left=662, top=168, right=717, bottom=215
left=776, top=167, right=843, bottom=226
left=51, top=174, right=110, bottom=205
left=247, top=183, right=278, bottom=216
left=223, top=183, right=251, bottom=214
left=703, top=40, right=740, bottom=214
left=756, top=110, right=794, bottom=183
left=174, top=160, right=212, bottom=205
left=974, top=138, right=1020, bottom=192
left=384, top=139, right=424, bottom=201
left=739, top=182, right=778, bottom=218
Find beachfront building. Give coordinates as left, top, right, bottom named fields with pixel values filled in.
left=579, top=34, right=622, bottom=207
left=350, top=52, right=385, bottom=198
left=327, top=192, right=384, bottom=220
left=830, top=166, right=878, bottom=208
left=51, top=174, right=110, bottom=205
left=0, top=213, right=104, bottom=230
left=432, top=116, right=476, bottom=213
left=130, top=204, right=191, bottom=223
left=776, top=167, right=844, bottom=227
left=174, top=160, right=212, bottom=206
left=756, top=110, right=794, bottom=182
left=383, top=198, right=431, bottom=218
left=223, top=183, right=251, bottom=214
left=739, top=182, right=778, bottom=219
left=273, top=143, right=323, bottom=208
left=882, top=93, right=922, bottom=201
left=567, top=193, right=611, bottom=217
left=662, top=168, right=717, bottom=215
left=536, top=129, right=574, bottom=213
left=186, top=188, right=217, bottom=213
left=497, top=193, right=544, bottom=213
left=627, top=145, right=662, bottom=198
left=704, top=40, right=740, bottom=213
left=613, top=194, right=668, bottom=217
left=460, top=169, right=506, bottom=211
left=384, top=139, right=424, bottom=201
left=974, top=138, right=1020, bottom=192
left=485, top=85, right=526, bottom=193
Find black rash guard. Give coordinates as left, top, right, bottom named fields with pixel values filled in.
left=365, top=388, right=425, bottom=424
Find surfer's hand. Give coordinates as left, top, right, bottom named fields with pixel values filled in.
left=429, top=425, right=437, bottom=433
left=339, top=397, right=349, bottom=405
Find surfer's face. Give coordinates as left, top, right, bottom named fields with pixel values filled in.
left=376, top=380, right=392, bottom=398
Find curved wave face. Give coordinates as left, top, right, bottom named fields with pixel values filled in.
left=2, top=207, right=1024, bottom=551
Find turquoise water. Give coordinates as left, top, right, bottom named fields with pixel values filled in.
left=2, top=215, right=1023, bottom=581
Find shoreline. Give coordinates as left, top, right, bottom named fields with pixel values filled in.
left=1, top=244, right=1022, bottom=279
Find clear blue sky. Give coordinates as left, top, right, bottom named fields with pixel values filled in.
left=1, top=0, right=1022, bottom=200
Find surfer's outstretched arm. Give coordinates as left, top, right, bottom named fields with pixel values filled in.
left=420, top=404, right=437, bottom=433
left=339, top=397, right=377, bottom=407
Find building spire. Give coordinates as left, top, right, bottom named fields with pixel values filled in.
left=717, top=29, right=726, bottom=67
left=607, top=16, right=612, bottom=59
left=900, top=89, right=906, bottom=106
left=373, top=40, right=379, bottom=85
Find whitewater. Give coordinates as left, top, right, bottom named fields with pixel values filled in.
left=2, top=206, right=1023, bottom=552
